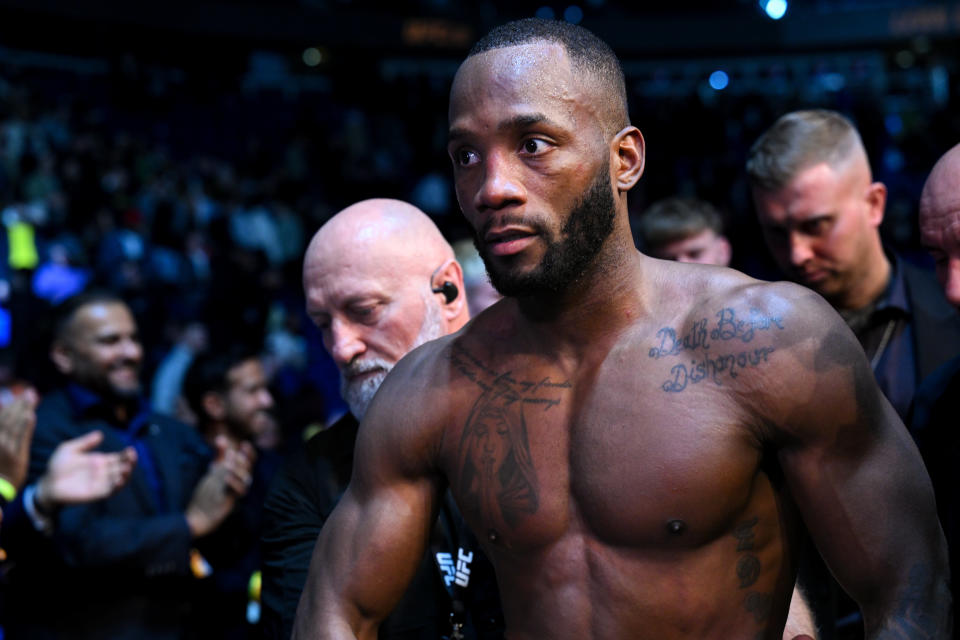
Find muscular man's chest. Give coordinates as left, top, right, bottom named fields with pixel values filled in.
left=440, top=341, right=763, bottom=553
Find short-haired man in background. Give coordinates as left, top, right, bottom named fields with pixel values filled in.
left=748, top=109, right=960, bottom=420
left=184, top=347, right=281, bottom=638
left=2, top=291, right=253, bottom=639
left=635, top=196, right=732, bottom=265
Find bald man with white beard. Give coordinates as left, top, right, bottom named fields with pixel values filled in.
left=260, top=199, right=502, bottom=640
left=307, top=200, right=469, bottom=420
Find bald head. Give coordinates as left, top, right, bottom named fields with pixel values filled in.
left=305, top=199, right=455, bottom=277
left=303, top=199, right=470, bottom=419
left=920, top=144, right=960, bottom=307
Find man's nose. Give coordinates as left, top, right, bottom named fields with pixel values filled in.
left=328, top=321, right=366, bottom=368
left=121, top=337, right=142, bottom=361
left=474, top=151, right=525, bottom=212
left=788, top=232, right=815, bottom=267
left=259, top=388, right=275, bottom=409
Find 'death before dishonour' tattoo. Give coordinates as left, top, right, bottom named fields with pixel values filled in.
left=648, top=308, right=784, bottom=393
left=451, top=344, right=571, bottom=538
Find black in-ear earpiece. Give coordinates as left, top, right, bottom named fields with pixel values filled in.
left=432, top=281, right=459, bottom=304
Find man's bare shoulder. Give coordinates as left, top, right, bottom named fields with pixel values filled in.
left=643, top=262, right=864, bottom=408
left=357, top=316, right=508, bottom=465
left=651, top=261, right=846, bottom=344
left=678, top=269, right=875, bottom=437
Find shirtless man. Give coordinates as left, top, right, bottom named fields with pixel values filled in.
left=294, top=19, right=949, bottom=640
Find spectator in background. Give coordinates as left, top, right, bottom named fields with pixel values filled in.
left=1, top=290, right=254, bottom=640
left=183, top=347, right=282, bottom=638
left=748, top=109, right=960, bottom=421
left=261, top=199, right=503, bottom=640
left=912, top=141, right=960, bottom=639
left=0, top=385, right=137, bottom=530
left=634, top=196, right=732, bottom=266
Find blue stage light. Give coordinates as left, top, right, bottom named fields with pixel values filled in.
left=760, top=0, right=787, bottom=20
left=709, top=70, right=729, bottom=90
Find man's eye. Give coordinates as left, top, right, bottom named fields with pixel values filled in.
left=803, top=219, right=830, bottom=235
left=455, top=148, right=479, bottom=167
left=350, top=305, right=379, bottom=322
left=522, top=138, right=549, bottom=154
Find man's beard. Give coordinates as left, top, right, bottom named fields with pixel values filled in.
left=473, top=165, right=616, bottom=297
left=339, top=294, right=446, bottom=421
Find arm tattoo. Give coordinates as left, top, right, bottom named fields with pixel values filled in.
left=451, top=344, right=570, bottom=532
left=648, top=308, right=783, bottom=393
left=732, top=516, right=772, bottom=638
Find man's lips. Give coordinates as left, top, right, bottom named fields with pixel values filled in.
left=345, top=367, right=385, bottom=383
left=797, top=268, right=829, bottom=283
left=484, top=228, right=538, bottom=257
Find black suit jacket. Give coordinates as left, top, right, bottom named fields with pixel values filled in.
left=260, top=414, right=503, bottom=640
left=909, top=356, right=960, bottom=640
left=902, top=259, right=960, bottom=386
left=1, top=388, right=211, bottom=640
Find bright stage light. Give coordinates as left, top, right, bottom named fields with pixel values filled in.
left=708, top=70, right=729, bottom=90
left=760, top=0, right=787, bottom=20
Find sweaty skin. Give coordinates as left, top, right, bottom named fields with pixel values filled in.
left=294, top=40, right=948, bottom=640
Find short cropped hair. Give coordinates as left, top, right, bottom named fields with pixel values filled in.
left=746, top=109, right=865, bottom=192
left=183, top=347, right=260, bottom=424
left=636, top=197, right=725, bottom=250
left=52, top=289, right=128, bottom=344
left=468, top=18, right=629, bottom=135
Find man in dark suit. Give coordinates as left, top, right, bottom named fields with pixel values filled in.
left=749, top=109, right=960, bottom=422
left=1, top=290, right=254, bottom=640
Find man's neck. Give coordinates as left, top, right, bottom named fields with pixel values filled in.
left=513, top=233, right=648, bottom=354
left=835, top=249, right=891, bottom=312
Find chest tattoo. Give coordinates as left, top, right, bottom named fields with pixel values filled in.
left=451, top=344, right=570, bottom=532
left=648, top=307, right=784, bottom=393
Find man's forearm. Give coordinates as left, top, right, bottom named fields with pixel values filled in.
left=866, top=563, right=952, bottom=640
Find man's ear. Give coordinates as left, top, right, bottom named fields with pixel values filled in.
left=613, top=126, right=645, bottom=192
left=865, top=181, right=887, bottom=227
left=201, top=392, right=226, bottom=422
left=50, top=342, right=74, bottom=376
left=431, top=259, right=468, bottom=324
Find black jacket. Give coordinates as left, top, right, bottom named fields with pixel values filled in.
left=260, top=413, right=503, bottom=640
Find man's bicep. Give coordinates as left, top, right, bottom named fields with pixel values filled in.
left=771, top=321, right=947, bottom=617
left=295, top=473, right=441, bottom=639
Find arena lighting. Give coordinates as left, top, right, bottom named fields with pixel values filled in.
left=759, top=0, right=788, bottom=20
left=564, top=5, right=584, bottom=23
left=302, top=48, right=322, bottom=67
left=709, top=70, right=729, bottom=90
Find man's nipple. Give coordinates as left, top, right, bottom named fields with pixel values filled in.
left=666, top=519, right=687, bottom=535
